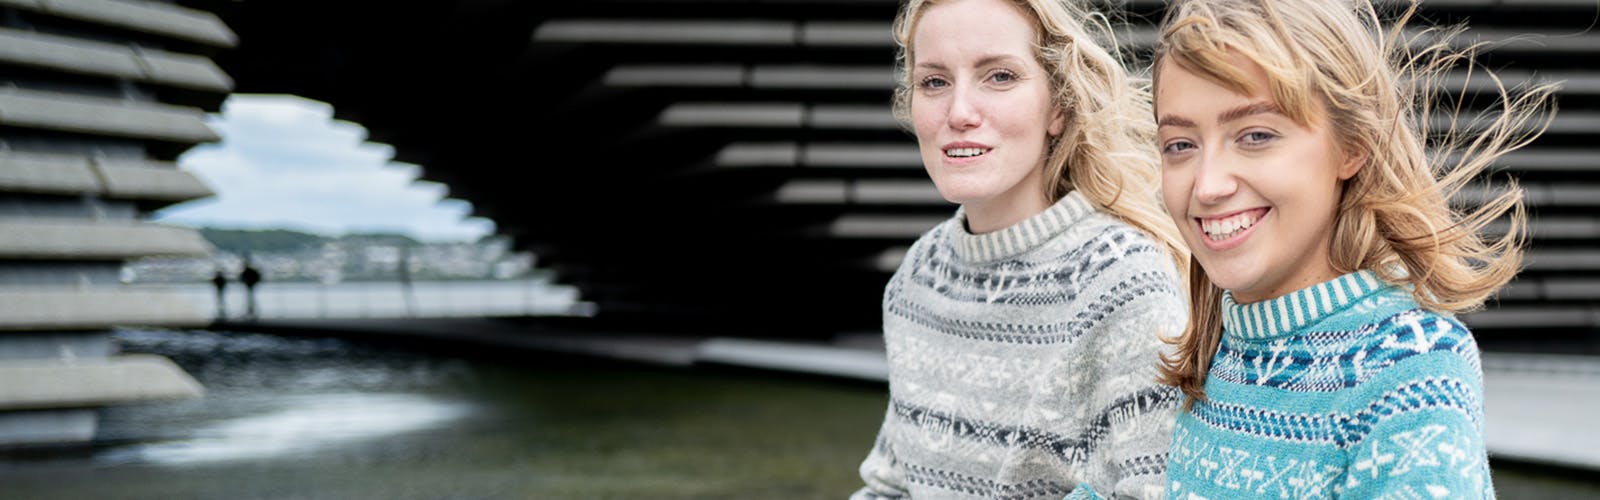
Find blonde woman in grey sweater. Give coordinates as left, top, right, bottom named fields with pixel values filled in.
left=851, top=0, right=1186, bottom=498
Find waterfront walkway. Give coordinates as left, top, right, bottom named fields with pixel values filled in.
left=221, top=317, right=1600, bottom=472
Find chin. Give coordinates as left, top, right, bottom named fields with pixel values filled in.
left=931, top=185, right=986, bottom=206
left=1196, top=260, right=1257, bottom=296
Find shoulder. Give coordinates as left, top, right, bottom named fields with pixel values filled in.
left=1057, top=216, right=1186, bottom=346
left=1059, top=212, right=1177, bottom=272
left=1316, top=284, right=1483, bottom=383
left=1353, top=299, right=1483, bottom=380
left=1335, top=304, right=1486, bottom=436
left=1047, top=213, right=1183, bottom=300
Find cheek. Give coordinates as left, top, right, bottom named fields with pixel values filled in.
left=1275, top=165, right=1342, bottom=207
left=1160, top=170, right=1188, bottom=220
left=910, top=99, right=941, bottom=138
left=1018, top=94, right=1055, bottom=138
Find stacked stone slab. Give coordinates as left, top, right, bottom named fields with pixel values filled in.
left=0, top=0, right=232, bottom=446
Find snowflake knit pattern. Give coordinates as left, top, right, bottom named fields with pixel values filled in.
left=1165, top=270, right=1494, bottom=499
left=853, top=191, right=1186, bottom=500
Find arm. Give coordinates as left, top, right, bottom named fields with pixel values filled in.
left=1341, top=412, right=1490, bottom=499
left=1340, top=353, right=1493, bottom=498
left=1078, top=263, right=1187, bottom=500
left=851, top=405, right=910, bottom=500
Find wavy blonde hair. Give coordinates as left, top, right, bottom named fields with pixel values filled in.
left=1152, top=0, right=1559, bottom=406
left=892, top=0, right=1186, bottom=269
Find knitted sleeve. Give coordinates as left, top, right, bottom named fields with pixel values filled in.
left=850, top=405, right=910, bottom=499
left=1339, top=318, right=1494, bottom=498
left=851, top=232, right=933, bottom=500
left=1076, top=248, right=1186, bottom=500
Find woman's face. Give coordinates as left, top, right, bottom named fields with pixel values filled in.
left=1155, top=54, right=1361, bottom=303
left=909, top=0, right=1064, bottom=232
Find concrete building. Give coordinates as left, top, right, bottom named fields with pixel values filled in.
left=0, top=0, right=232, bottom=446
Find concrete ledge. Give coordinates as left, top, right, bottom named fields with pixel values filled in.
left=0, top=354, right=202, bottom=411
left=223, top=318, right=704, bottom=367
left=0, top=332, right=113, bottom=361
left=96, top=160, right=215, bottom=203
left=697, top=337, right=887, bottom=381
left=0, top=287, right=208, bottom=331
left=1462, top=305, right=1600, bottom=329
left=1483, top=353, right=1600, bottom=471
left=0, top=28, right=232, bottom=92
left=0, top=218, right=212, bottom=260
left=0, top=87, right=218, bottom=143
left=0, top=0, right=237, bottom=48
left=0, top=409, right=95, bottom=447
left=0, top=151, right=99, bottom=194
left=0, top=152, right=214, bottom=202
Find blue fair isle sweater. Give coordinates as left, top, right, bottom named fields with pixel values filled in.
left=1165, top=270, right=1493, bottom=499
left=853, top=191, right=1186, bottom=500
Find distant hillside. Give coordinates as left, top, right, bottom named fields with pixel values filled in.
left=199, top=227, right=422, bottom=255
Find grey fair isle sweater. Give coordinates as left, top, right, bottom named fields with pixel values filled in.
left=852, top=191, right=1185, bottom=500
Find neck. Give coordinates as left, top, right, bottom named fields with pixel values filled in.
left=1231, top=247, right=1339, bottom=304
left=963, top=191, right=1051, bottom=234
left=1222, top=269, right=1386, bottom=340
left=950, top=190, right=1094, bottom=263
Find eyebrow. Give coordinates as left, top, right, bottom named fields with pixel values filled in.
left=1219, top=102, right=1282, bottom=124
left=916, top=54, right=1027, bottom=72
left=1156, top=101, right=1281, bottom=129
left=1156, top=115, right=1195, bottom=128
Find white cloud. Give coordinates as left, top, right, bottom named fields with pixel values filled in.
left=156, top=95, right=495, bottom=242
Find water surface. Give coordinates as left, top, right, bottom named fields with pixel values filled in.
left=0, top=329, right=885, bottom=499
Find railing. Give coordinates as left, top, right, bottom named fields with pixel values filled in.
left=135, top=278, right=591, bottom=320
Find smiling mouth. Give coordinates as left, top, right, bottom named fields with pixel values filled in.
left=1197, top=208, right=1268, bottom=242
left=944, top=147, right=991, bottom=158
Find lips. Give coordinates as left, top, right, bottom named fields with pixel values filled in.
left=1194, top=207, right=1269, bottom=247
left=945, top=147, right=988, bottom=158
left=941, top=141, right=992, bottom=160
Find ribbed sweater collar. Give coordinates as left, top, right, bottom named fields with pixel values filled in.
left=950, top=190, right=1095, bottom=263
left=1222, top=269, right=1388, bottom=341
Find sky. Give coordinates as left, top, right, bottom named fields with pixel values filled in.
left=156, top=94, right=495, bottom=242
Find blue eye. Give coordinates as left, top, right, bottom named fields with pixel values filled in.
left=1162, top=140, right=1196, bottom=154
left=1240, top=131, right=1277, bottom=145
left=990, top=70, right=1017, bottom=84
left=919, top=77, right=949, bottom=90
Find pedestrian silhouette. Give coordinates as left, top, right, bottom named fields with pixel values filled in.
left=211, top=265, right=229, bottom=320
left=240, top=255, right=262, bottom=320
left=399, top=245, right=416, bottom=317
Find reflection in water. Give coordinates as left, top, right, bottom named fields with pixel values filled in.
left=98, top=392, right=472, bottom=466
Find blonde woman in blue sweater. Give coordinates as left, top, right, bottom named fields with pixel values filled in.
left=1151, top=0, right=1556, bottom=498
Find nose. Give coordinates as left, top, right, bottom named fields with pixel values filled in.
left=1192, top=151, right=1237, bottom=204
left=945, top=86, right=981, bottom=130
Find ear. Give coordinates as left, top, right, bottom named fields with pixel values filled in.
left=1047, top=106, right=1067, bottom=136
left=1337, top=148, right=1365, bottom=180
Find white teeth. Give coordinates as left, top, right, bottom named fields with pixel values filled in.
left=945, top=147, right=988, bottom=158
left=1200, top=211, right=1261, bottom=241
